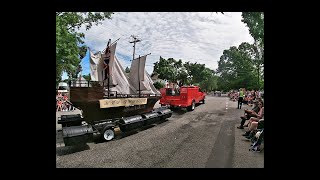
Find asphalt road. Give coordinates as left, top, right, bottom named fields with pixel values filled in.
left=56, top=96, right=264, bottom=168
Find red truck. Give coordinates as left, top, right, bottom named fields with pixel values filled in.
left=159, top=86, right=206, bottom=111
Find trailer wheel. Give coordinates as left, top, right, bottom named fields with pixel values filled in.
left=103, top=128, right=115, bottom=141
left=187, top=100, right=195, bottom=111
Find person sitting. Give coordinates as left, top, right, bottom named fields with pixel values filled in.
left=242, top=95, right=248, bottom=105
left=237, top=99, right=261, bottom=129
left=242, top=104, right=264, bottom=137
left=250, top=129, right=264, bottom=152
left=247, top=95, right=254, bottom=106
left=244, top=119, right=264, bottom=137
left=245, top=105, right=264, bottom=126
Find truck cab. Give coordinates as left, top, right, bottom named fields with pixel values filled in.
left=159, top=86, right=206, bottom=111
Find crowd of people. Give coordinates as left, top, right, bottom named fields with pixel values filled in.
left=229, top=88, right=264, bottom=152
left=56, top=92, right=75, bottom=112
left=229, top=89, right=263, bottom=107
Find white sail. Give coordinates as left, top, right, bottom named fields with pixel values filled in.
left=107, top=55, right=137, bottom=94
left=99, top=42, right=117, bottom=84
left=129, top=55, right=147, bottom=91
left=89, top=39, right=159, bottom=95
left=129, top=55, right=160, bottom=95
left=89, top=50, right=101, bottom=81
left=143, top=71, right=160, bottom=94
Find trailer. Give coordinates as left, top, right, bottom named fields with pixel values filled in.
left=58, top=107, right=172, bottom=146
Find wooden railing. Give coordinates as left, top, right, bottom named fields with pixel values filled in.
left=69, top=80, right=161, bottom=99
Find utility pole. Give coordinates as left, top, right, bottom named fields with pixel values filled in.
left=138, top=55, right=141, bottom=98
left=129, top=35, right=141, bottom=61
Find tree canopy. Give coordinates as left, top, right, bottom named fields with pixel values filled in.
left=125, top=66, right=130, bottom=73
left=82, top=74, right=91, bottom=81
left=214, top=12, right=264, bottom=91
left=153, top=57, right=218, bottom=91
left=242, top=12, right=264, bottom=44
left=56, top=12, right=113, bottom=84
left=216, top=42, right=263, bottom=91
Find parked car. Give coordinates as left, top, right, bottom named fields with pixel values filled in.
left=57, top=82, right=69, bottom=93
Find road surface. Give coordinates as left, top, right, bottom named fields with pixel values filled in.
left=56, top=95, right=264, bottom=168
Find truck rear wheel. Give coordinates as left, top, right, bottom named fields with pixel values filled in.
left=187, top=101, right=195, bottom=111
left=103, top=128, right=115, bottom=141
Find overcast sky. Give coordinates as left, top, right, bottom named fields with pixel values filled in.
left=63, top=12, right=254, bottom=79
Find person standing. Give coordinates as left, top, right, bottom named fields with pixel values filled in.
left=238, top=88, right=244, bottom=109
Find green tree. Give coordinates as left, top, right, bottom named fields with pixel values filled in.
left=125, top=66, right=130, bottom=73
left=82, top=74, right=91, bottom=81
left=153, top=57, right=183, bottom=84
left=153, top=81, right=165, bottom=89
left=242, top=12, right=264, bottom=44
left=184, top=62, right=213, bottom=84
left=216, top=42, right=262, bottom=91
left=242, top=12, right=264, bottom=86
left=177, top=66, right=190, bottom=86
left=153, top=57, right=218, bottom=90
left=198, top=68, right=217, bottom=91
left=56, top=12, right=113, bottom=85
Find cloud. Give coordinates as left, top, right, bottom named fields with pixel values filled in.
left=80, top=12, right=254, bottom=74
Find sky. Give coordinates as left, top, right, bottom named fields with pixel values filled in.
left=62, top=12, right=254, bottom=80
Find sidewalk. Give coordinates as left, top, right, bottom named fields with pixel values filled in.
left=233, top=124, right=264, bottom=168
left=231, top=102, right=264, bottom=168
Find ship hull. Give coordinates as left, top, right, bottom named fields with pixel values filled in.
left=69, top=86, right=161, bottom=123
left=71, top=97, right=160, bottom=123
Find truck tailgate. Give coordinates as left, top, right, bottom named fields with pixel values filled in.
left=163, top=96, right=181, bottom=101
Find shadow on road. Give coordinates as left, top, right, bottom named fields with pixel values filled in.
left=171, top=108, right=187, bottom=115
left=56, top=144, right=90, bottom=156
left=93, top=119, right=170, bottom=144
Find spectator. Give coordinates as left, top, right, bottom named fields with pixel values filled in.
left=242, top=102, right=264, bottom=137
left=56, top=99, right=63, bottom=111
left=238, top=88, right=244, bottom=109
left=237, top=100, right=261, bottom=129
left=249, top=129, right=264, bottom=152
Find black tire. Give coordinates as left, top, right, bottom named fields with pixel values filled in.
left=102, top=128, right=115, bottom=141
left=202, top=99, right=205, bottom=104
left=187, top=100, right=195, bottom=111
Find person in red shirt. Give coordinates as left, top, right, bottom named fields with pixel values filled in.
left=57, top=99, right=63, bottom=111
left=63, top=94, right=68, bottom=101
left=62, top=94, right=69, bottom=111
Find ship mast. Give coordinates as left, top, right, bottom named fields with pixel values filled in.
left=103, top=38, right=120, bottom=98
left=130, top=35, right=142, bottom=97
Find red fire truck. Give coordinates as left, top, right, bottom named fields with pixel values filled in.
left=159, top=86, right=206, bottom=111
